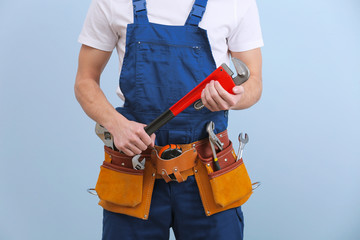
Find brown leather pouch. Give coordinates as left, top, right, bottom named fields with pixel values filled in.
left=208, top=159, right=252, bottom=207
left=95, top=161, right=144, bottom=207
left=195, top=141, right=253, bottom=216
left=95, top=147, right=156, bottom=220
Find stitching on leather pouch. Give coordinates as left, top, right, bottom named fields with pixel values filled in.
left=198, top=141, right=233, bottom=163
left=105, top=148, right=151, bottom=160
left=208, top=159, right=243, bottom=179
left=102, top=162, right=144, bottom=175
left=144, top=164, right=156, bottom=219
left=195, top=165, right=210, bottom=214
left=144, top=175, right=153, bottom=218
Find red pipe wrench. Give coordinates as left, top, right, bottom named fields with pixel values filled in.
left=144, top=57, right=250, bottom=135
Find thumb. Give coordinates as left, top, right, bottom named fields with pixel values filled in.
left=233, top=86, right=244, bottom=95
left=150, top=133, right=156, bottom=147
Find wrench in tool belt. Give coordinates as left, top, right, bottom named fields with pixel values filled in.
left=206, top=121, right=223, bottom=171
left=132, top=154, right=146, bottom=170
left=95, top=123, right=146, bottom=170
left=95, top=124, right=115, bottom=150
left=236, top=133, right=249, bottom=161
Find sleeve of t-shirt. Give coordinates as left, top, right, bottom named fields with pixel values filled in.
left=228, top=0, right=264, bottom=52
left=78, top=0, right=118, bottom=51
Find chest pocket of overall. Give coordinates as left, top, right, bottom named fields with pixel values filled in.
left=135, top=41, right=202, bottom=113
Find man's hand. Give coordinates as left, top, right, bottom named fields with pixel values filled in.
left=201, top=80, right=245, bottom=111
left=109, top=119, right=156, bottom=156
left=201, top=48, right=263, bottom=111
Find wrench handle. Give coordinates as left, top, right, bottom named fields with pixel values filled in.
left=144, top=65, right=236, bottom=135
left=213, top=158, right=221, bottom=171
left=144, top=109, right=175, bottom=135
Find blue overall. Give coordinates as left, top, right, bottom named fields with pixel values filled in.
left=104, top=0, right=244, bottom=239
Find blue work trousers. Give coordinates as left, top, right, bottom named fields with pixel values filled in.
left=102, top=176, right=244, bottom=240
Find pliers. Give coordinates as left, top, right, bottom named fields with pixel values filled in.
left=206, top=121, right=224, bottom=171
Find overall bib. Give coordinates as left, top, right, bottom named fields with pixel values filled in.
left=116, top=0, right=227, bottom=146
left=103, top=0, right=244, bottom=239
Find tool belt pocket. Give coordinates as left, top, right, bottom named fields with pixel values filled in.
left=208, top=159, right=252, bottom=207
left=198, top=142, right=253, bottom=208
left=95, top=147, right=144, bottom=208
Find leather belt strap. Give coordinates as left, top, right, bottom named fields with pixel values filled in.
left=153, top=130, right=228, bottom=155
left=155, top=168, right=195, bottom=182
left=103, top=130, right=229, bottom=183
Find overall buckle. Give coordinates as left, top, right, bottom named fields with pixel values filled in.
left=191, top=4, right=205, bottom=19
left=133, top=0, right=146, bottom=12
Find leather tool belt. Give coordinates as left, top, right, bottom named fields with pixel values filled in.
left=94, top=130, right=254, bottom=220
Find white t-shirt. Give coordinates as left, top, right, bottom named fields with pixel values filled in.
left=79, top=0, right=264, bottom=98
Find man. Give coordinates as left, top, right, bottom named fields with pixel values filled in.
left=75, top=0, right=263, bottom=239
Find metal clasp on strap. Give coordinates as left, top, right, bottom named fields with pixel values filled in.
left=133, top=0, right=146, bottom=12
left=87, top=188, right=98, bottom=196
left=252, top=182, right=261, bottom=191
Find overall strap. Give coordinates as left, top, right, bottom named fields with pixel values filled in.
left=132, top=0, right=149, bottom=23
left=185, top=0, right=209, bottom=26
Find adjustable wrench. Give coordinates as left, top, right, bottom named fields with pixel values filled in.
left=132, top=154, right=146, bottom=170
left=236, top=133, right=249, bottom=161
left=95, top=123, right=115, bottom=150
left=206, top=121, right=223, bottom=171
left=144, top=57, right=250, bottom=135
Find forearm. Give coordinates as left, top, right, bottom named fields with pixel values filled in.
left=231, top=73, right=262, bottom=110
left=74, top=45, right=127, bottom=132
left=230, top=48, right=263, bottom=110
left=74, top=76, right=126, bottom=131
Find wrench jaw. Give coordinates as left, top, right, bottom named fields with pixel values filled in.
left=206, top=121, right=224, bottom=150
left=95, top=123, right=115, bottom=150
left=239, top=132, right=249, bottom=144
left=231, top=57, right=250, bottom=86
left=220, top=58, right=250, bottom=86
left=132, top=155, right=146, bottom=170
left=206, top=121, right=223, bottom=171
left=236, top=132, right=249, bottom=162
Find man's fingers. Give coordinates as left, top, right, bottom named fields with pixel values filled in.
left=204, top=81, right=228, bottom=111
left=115, top=139, right=143, bottom=156
left=113, top=121, right=155, bottom=156
left=132, top=138, right=148, bottom=152
left=121, top=147, right=136, bottom=157
left=137, top=125, right=152, bottom=148
left=214, top=81, right=237, bottom=107
left=203, top=82, right=220, bottom=111
left=208, top=81, right=232, bottom=110
left=201, top=81, right=244, bottom=111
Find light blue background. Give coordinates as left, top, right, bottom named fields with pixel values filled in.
left=0, top=0, right=359, bottom=239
